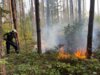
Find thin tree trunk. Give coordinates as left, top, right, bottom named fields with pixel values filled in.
left=45, top=0, right=51, bottom=42
left=78, top=0, right=81, bottom=23
left=75, top=0, right=78, bottom=22
left=20, top=0, right=27, bottom=47
left=51, top=0, right=54, bottom=24
left=0, top=6, right=6, bottom=75
left=30, top=0, right=36, bottom=40
left=46, top=0, right=50, bottom=26
left=0, top=7, right=3, bottom=75
left=56, top=0, right=59, bottom=23
left=83, top=0, right=85, bottom=19
left=19, top=0, right=25, bottom=38
left=62, top=0, right=66, bottom=22
left=11, top=0, right=17, bottom=29
left=97, top=0, right=99, bottom=15
left=35, top=0, right=42, bottom=54
left=9, top=0, right=14, bottom=29
left=66, top=0, right=69, bottom=22
left=87, top=0, right=95, bottom=59
left=8, top=0, right=13, bottom=29
left=19, top=0, right=23, bottom=36
left=70, top=0, right=74, bottom=23
left=40, top=0, right=45, bottom=26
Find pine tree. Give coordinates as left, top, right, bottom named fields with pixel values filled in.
left=11, top=0, right=19, bottom=47
left=87, top=0, right=95, bottom=58
left=35, top=0, right=42, bottom=54
left=0, top=6, right=6, bottom=75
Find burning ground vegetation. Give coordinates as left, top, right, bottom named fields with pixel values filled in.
left=57, top=45, right=87, bottom=60
left=5, top=46, right=100, bottom=75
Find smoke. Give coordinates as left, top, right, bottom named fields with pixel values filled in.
left=93, top=22, right=100, bottom=50
left=41, top=23, right=68, bottom=53
left=64, top=20, right=100, bottom=52
left=41, top=20, right=100, bottom=53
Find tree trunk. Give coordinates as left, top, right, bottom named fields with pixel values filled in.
left=70, top=0, right=74, bottom=23
left=46, top=0, right=50, bottom=26
left=62, top=0, right=66, bottom=23
left=19, top=0, right=27, bottom=47
left=78, top=0, right=81, bottom=22
left=11, top=0, right=19, bottom=46
left=0, top=7, right=3, bottom=74
left=87, top=0, right=95, bottom=59
left=66, top=0, right=69, bottom=22
left=83, top=0, right=85, bottom=19
left=40, top=0, right=45, bottom=26
left=97, top=0, right=99, bottom=15
left=35, top=0, right=42, bottom=54
left=8, top=0, right=13, bottom=29
left=0, top=6, right=6, bottom=75
left=11, top=0, right=17, bottom=29
left=56, top=0, right=59, bottom=23
left=30, top=0, right=36, bottom=41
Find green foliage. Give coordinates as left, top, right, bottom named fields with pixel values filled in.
left=0, top=59, right=7, bottom=65
left=0, top=7, right=10, bottom=21
left=5, top=50, right=100, bottom=75
left=64, top=22, right=84, bottom=52
left=0, top=7, right=10, bottom=14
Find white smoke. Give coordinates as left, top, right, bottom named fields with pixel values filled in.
left=41, top=20, right=100, bottom=53
left=41, top=23, right=68, bottom=53
left=93, top=22, right=100, bottom=50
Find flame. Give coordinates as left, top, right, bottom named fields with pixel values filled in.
left=75, top=49, right=86, bottom=59
left=57, top=45, right=70, bottom=59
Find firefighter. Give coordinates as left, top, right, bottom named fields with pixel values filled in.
left=3, top=29, right=19, bottom=54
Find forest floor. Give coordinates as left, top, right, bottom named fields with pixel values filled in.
left=3, top=42, right=100, bottom=75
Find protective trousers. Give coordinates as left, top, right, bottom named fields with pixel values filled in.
left=6, top=41, right=19, bottom=54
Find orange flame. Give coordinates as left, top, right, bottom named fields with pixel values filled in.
left=57, top=45, right=70, bottom=59
left=75, top=49, right=86, bottom=59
